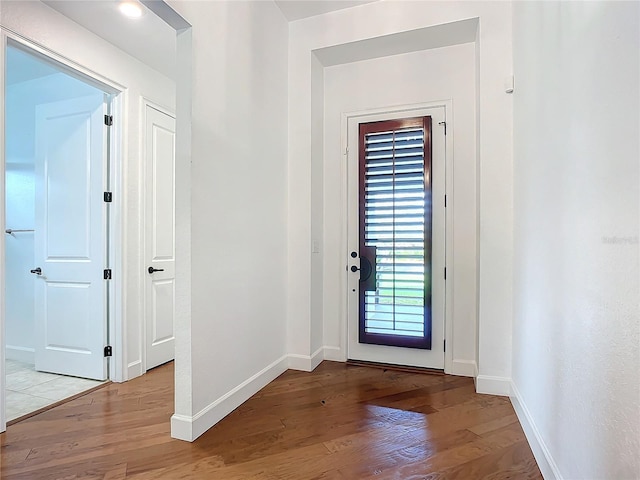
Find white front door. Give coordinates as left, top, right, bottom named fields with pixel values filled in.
left=144, top=105, right=176, bottom=370
left=347, top=106, right=446, bottom=369
left=33, top=94, right=108, bottom=381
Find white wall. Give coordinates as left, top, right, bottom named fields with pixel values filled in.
left=0, top=1, right=175, bottom=383
left=288, top=1, right=513, bottom=390
left=5, top=164, right=35, bottom=362
left=166, top=0, right=289, bottom=441
left=322, top=43, right=478, bottom=370
left=5, top=76, right=39, bottom=364
left=310, top=54, right=325, bottom=360
left=512, top=2, right=640, bottom=479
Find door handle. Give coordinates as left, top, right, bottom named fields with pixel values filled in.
left=30, top=267, right=42, bottom=275
left=148, top=267, right=165, bottom=274
left=350, top=256, right=373, bottom=282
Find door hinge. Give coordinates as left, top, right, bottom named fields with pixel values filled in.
left=444, top=267, right=447, bottom=280
left=104, top=191, right=113, bottom=203
left=444, top=195, right=447, bottom=208
left=444, top=339, right=446, bottom=352
left=104, top=269, right=112, bottom=280
left=104, top=345, right=113, bottom=357
left=439, top=121, right=447, bottom=135
left=344, top=146, right=349, bottom=156
left=104, top=115, right=113, bottom=126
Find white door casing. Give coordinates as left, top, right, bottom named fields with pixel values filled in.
left=34, top=93, right=108, bottom=381
left=144, top=104, right=176, bottom=370
left=0, top=31, right=6, bottom=433
left=347, top=106, right=447, bottom=369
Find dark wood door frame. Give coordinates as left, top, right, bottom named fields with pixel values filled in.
left=357, top=116, right=433, bottom=349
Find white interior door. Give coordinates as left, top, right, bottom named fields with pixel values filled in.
left=34, top=94, right=108, bottom=381
left=144, top=105, right=176, bottom=370
left=347, top=106, right=446, bottom=369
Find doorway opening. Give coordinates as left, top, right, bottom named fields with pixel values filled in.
left=346, top=105, right=448, bottom=371
left=4, top=42, right=117, bottom=423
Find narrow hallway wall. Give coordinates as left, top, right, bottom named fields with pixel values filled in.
left=512, top=2, right=640, bottom=478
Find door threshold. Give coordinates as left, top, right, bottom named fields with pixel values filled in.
left=7, top=381, right=110, bottom=426
left=347, top=359, right=444, bottom=376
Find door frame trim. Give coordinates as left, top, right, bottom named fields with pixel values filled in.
left=0, top=29, right=126, bottom=431
left=340, top=100, right=454, bottom=374
left=140, top=97, right=176, bottom=375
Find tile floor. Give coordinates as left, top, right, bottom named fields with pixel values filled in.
left=5, top=359, right=106, bottom=421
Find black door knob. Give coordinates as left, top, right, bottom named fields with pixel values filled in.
left=350, top=257, right=373, bottom=282
left=30, top=267, right=42, bottom=275
left=148, top=267, right=165, bottom=274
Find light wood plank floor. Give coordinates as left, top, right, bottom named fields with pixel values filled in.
left=0, top=361, right=541, bottom=479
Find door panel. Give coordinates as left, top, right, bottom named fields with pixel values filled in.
left=45, top=113, right=92, bottom=258
left=145, top=106, right=176, bottom=370
left=34, top=94, right=107, bottom=380
left=359, top=117, right=432, bottom=349
left=151, top=279, right=175, bottom=343
left=347, top=107, right=446, bottom=369
left=44, top=282, right=92, bottom=354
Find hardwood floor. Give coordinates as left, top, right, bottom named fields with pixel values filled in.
left=0, top=361, right=541, bottom=479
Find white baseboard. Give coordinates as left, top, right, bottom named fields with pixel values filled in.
left=449, top=359, right=477, bottom=377
left=510, top=381, right=562, bottom=480
left=287, top=346, right=324, bottom=372
left=322, top=346, right=344, bottom=362
left=6, top=345, right=34, bottom=364
left=127, top=360, right=144, bottom=380
left=171, top=354, right=289, bottom=442
left=170, top=414, right=193, bottom=442
left=309, top=346, right=324, bottom=370
left=475, top=374, right=511, bottom=396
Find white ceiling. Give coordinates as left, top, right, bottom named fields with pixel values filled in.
left=274, top=0, right=378, bottom=21
left=39, top=0, right=381, bottom=80
left=315, top=17, right=478, bottom=67
left=42, top=0, right=176, bottom=80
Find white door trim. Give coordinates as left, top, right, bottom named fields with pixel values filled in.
left=142, top=98, right=175, bottom=120
left=1, top=27, right=126, bottom=94
left=0, top=30, right=126, bottom=432
left=0, top=29, right=7, bottom=433
left=339, top=100, right=455, bottom=374
left=140, top=97, right=176, bottom=374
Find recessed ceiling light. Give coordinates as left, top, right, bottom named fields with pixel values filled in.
left=119, top=2, right=143, bottom=19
